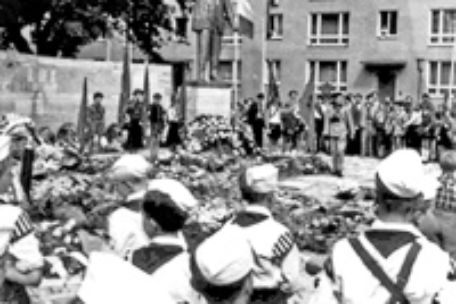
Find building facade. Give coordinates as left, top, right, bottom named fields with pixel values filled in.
left=161, top=0, right=456, bottom=104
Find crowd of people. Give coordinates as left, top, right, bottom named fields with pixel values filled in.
left=84, top=89, right=181, bottom=156
left=240, top=89, right=456, bottom=176
left=0, top=122, right=455, bottom=303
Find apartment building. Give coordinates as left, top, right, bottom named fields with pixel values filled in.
left=157, top=0, right=456, bottom=103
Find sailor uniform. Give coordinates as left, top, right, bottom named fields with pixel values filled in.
left=313, top=221, right=456, bottom=304
left=223, top=205, right=304, bottom=303
left=132, top=233, right=187, bottom=275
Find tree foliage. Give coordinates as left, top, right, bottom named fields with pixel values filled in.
left=0, top=0, right=176, bottom=58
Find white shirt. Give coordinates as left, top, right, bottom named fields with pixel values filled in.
left=312, top=220, right=456, bottom=304
left=269, top=105, right=281, bottom=125
left=150, top=252, right=207, bottom=304
left=224, top=205, right=305, bottom=293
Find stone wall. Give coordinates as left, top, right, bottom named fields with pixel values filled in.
left=0, top=51, right=172, bottom=130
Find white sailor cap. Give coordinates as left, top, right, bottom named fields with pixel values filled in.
left=108, top=154, right=152, bottom=182
left=145, top=179, right=198, bottom=213
left=195, top=225, right=254, bottom=286
left=244, top=164, right=278, bottom=194
left=377, top=149, right=438, bottom=200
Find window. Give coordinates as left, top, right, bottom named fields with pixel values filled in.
left=222, top=26, right=243, bottom=44
left=309, top=12, right=349, bottom=45
left=378, top=11, right=398, bottom=37
left=265, top=60, right=282, bottom=83
left=430, top=9, right=456, bottom=45
left=309, top=61, right=347, bottom=92
left=219, top=61, right=242, bottom=83
left=270, top=0, right=280, bottom=7
left=427, top=61, right=456, bottom=96
left=268, top=14, right=283, bottom=39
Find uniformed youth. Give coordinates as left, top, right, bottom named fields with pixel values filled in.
left=87, top=92, right=106, bottom=153
left=219, top=164, right=305, bottom=304
left=125, top=89, right=146, bottom=151
left=131, top=179, right=198, bottom=274
left=389, top=102, right=407, bottom=151
left=323, top=93, right=354, bottom=177
left=310, top=149, right=456, bottom=304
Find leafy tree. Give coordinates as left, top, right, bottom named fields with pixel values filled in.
left=0, top=0, right=174, bottom=58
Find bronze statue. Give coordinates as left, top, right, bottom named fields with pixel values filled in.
left=191, top=0, right=235, bottom=82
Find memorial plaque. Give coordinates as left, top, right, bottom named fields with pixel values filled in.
left=185, top=82, right=233, bottom=122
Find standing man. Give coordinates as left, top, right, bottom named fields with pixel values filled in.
left=125, top=89, right=145, bottom=151
left=324, top=93, right=354, bottom=177
left=87, top=92, right=106, bottom=153
left=191, top=0, right=235, bottom=81
left=149, top=93, right=166, bottom=161
left=247, top=94, right=265, bottom=149
left=404, top=96, right=422, bottom=153
left=363, top=92, right=379, bottom=157
left=314, top=95, right=326, bottom=152
left=351, top=93, right=365, bottom=156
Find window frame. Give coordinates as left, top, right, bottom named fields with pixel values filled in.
left=264, top=59, right=282, bottom=85
left=426, top=60, right=456, bottom=97
left=270, top=0, right=280, bottom=8
left=377, top=10, right=398, bottom=39
left=429, top=8, right=456, bottom=46
left=268, top=13, right=284, bottom=40
left=309, top=60, right=348, bottom=93
left=308, top=12, right=350, bottom=46
left=218, top=60, right=242, bottom=84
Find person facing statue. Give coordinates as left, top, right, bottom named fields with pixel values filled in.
left=191, top=0, right=235, bottom=82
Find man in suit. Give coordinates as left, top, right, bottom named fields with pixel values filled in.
left=192, top=0, right=235, bottom=81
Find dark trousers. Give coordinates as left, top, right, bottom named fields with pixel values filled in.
left=315, top=118, right=324, bottom=152
left=251, top=122, right=263, bottom=148
left=405, top=125, right=421, bottom=153
left=166, top=121, right=181, bottom=149
left=125, top=119, right=144, bottom=150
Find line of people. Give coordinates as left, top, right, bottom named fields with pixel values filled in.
left=239, top=91, right=307, bottom=155
left=315, top=92, right=456, bottom=160
left=85, top=90, right=182, bottom=156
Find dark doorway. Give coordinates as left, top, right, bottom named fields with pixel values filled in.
left=377, top=69, right=396, bottom=103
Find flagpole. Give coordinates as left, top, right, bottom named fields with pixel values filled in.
left=450, top=20, right=456, bottom=109
left=233, top=1, right=240, bottom=124
left=261, top=1, right=268, bottom=95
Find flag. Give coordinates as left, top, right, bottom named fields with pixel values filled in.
left=142, top=61, right=150, bottom=128
left=299, top=71, right=316, bottom=152
left=77, top=77, right=88, bottom=153
left=235, top=0, right=254, bottom=38
left=118, top=42, right=131, bottom=125
left=267, top=60, right=280, bottom=106
left=265, top=0, right=273, bottom=40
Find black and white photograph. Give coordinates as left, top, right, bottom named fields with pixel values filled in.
left=0, top=0, right=456, bottom=303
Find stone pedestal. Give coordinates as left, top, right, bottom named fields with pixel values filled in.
left=184, top=81, right=233, bottom=122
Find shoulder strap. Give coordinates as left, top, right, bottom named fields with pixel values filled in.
left=348, top=238, right=410, bottom=304
left=396, top=242, right=422, bottom=291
